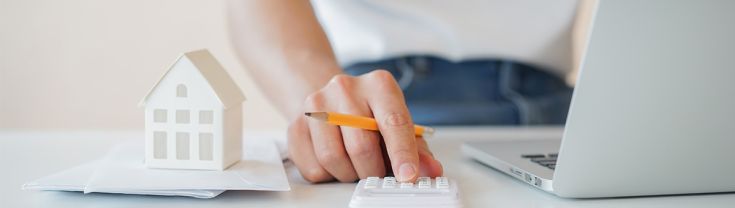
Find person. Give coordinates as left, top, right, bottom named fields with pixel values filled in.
left=227, top=0, right=594, bottom=183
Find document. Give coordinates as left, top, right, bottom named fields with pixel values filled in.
left=23, top=137, right=289, bottom=198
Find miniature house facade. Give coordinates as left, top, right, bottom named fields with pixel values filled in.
left=140, top=49, right=245, bottom=170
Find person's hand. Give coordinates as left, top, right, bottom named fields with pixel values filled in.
left=288, top=70, right=443, bottom=183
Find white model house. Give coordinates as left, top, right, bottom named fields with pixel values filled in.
left=139, top=49, right=245, bottom=170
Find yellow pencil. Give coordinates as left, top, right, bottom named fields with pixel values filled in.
left=304, top=112, right=435, bottom=137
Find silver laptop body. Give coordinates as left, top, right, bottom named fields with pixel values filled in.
left=462, top=0, right=735, bottom=198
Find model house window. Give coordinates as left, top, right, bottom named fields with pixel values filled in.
left=153, top=131, right=167, bottom=159
left=176, top=84, right=187, bottom=97
left=153, top=109, right=167, bottom=123
left=199, top=132, right=214, bottom=161
left=176, top=132, right=190, bottom=160
left=176, top=110, right=190, bottom=124
left=199, top=110, right=214, bottom=124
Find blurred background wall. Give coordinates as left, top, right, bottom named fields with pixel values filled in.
left=0, top=0, right=287, bottom=130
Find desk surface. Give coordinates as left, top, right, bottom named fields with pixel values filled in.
left=2, top=127, right=735, bottom=207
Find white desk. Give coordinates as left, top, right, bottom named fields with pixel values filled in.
left=2, top=128, right=734, bottom=207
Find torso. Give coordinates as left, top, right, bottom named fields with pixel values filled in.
left=312, top=0, right=581, bottom=78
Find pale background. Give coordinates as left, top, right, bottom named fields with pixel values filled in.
left=0, top=0, right=287, bottom=130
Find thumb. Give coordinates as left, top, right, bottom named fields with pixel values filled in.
left=418, top=152, right=443, bottom=177
left=416, top=137, right=443, bottom=177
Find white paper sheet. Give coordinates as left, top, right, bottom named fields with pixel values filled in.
left=23, top=137, right=289, bottom=198
left=22, top=160, right=226, bottom=198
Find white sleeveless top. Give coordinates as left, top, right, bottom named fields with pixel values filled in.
left=312, top=0, right=580, bottom=78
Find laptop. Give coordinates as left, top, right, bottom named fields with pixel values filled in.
left=462, top=0, right=735, bottom=198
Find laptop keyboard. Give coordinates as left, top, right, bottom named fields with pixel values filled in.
left=522, top=153, right=558, bottom=170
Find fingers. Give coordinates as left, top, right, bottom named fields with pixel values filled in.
left=341, top=128, right=386, bottom=178
left=361, top=70, right=420, bottom=182
left=305, top=89, right=358, bottom=182
left=416, top=137, right=443, bottom=177
left=292, top=71, right=439, bottom=183
left=287, top=116, right=333, bottom=183
left=326, top=75, right=387, bottom=179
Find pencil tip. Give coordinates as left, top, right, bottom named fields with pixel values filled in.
left=423, top=127, right=435, bottom=137
left=304, top=112, right=328, bottom=121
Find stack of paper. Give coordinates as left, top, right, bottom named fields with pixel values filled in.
left=23, top=138, right=290, bottom=198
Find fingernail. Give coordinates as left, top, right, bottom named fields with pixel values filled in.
left=398, top=163, right=416, bottom=182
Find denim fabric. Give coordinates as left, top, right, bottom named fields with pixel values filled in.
left=343, top=56, right=573, bottom=126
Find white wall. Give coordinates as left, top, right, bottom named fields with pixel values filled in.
left=0, top=0, right=287, bottom=130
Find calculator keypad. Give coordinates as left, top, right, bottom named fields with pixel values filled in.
left=365, top=177, right=379, bottom=189
left=361, top=177, right=452, bottom=192
left=382, top=177, right=397, bottom=188
left=436, top=177, right=449, bottom=189
left=350, top=177, right=461, bottom=208
left=417, top=177, right=431, bottom=189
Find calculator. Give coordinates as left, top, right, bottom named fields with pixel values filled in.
left=349, top=176, right=461, bottom=208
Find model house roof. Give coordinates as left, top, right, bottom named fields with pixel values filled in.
left=139, top=49, right=246, bottom=109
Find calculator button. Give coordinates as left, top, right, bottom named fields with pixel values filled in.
left=417, top=177, right=431, bottom=189
left=400, top=182, right=414, bottom=189
left=436, top=177, right=448, bottom=183
left=365, top=177, right=379, bottom=189
left=436, top=177, right=449, bottom=189
left=382, top=177, right=397, bottom=188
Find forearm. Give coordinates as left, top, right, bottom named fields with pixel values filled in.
left=227, top=0, right=342, bottom=120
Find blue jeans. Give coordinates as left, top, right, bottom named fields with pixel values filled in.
left=343, top=56, right=573, bottom=125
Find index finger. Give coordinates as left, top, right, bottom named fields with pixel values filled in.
left=360, top=70, right=419, bottom=182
